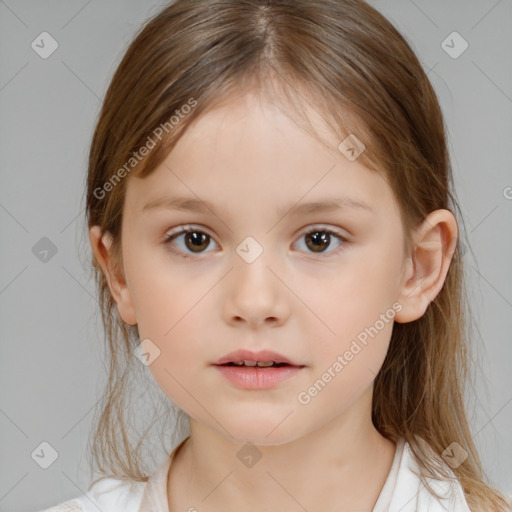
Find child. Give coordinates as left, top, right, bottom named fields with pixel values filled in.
left=41, top=0, right=511, bottom=511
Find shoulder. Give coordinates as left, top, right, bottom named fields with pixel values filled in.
left=399, top=438, right=472, bottom=512
left=38, top=499, right=84, bottom=512
left=38, top=476, right=146, bottom=512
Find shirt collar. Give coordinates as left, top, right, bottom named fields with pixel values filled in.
left=135, top=435, right=470, bottom=512
left=137, top=435, right=190, bottom=512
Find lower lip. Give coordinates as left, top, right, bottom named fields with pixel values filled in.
left=213, top=364, right=304, bottom=390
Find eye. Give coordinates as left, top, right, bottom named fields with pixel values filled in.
left=163, top=225, right=218, bottom=259
left=293, top=226, right=348, bottom=256
left=162, top=225, right=348, bottom=259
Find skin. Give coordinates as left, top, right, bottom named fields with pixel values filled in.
left=90, top=90, right=458, bottom=511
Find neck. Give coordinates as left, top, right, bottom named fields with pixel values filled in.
left=168, top=390, right=397, bottom=512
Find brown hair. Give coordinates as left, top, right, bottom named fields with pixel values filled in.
left=83, top=1, right=510, bottom=510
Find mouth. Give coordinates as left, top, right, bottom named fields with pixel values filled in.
left=212, top=349, right=304, bottom=368
left=219, top=361, right=296, bottom=368
left=212, top=350, right=306, bottom=390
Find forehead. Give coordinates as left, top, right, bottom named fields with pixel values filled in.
left=124, top=92, right=397, bottom=221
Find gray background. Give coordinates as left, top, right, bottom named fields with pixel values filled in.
left=0, top=1, right=511, bottom=511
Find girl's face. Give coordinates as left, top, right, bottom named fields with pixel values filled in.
left=116, top=92, right=409, bottom=445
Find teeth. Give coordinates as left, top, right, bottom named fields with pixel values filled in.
left=231, top=360, right=277, bottom=367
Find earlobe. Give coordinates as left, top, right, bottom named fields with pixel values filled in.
left=89, top=225, right=138, bottom=325
left=394, top=209, right=458, bottom=324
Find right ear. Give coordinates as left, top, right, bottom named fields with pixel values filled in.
left=89, top=225, right=137, bottom=325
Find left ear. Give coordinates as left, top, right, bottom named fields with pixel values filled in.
left=394, top=209, right=458, bottom=324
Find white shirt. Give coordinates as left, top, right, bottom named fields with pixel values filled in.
left=39, top=436, right=472, bottom=512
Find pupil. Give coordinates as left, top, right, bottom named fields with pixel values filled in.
left=186, top=232, right=209, bottom=252
left=306, top=231, right=330, bottom=253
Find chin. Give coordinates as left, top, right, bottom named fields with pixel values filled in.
left=216, top=412, right=310, bottom=447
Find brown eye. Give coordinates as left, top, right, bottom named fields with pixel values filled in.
left=305, top=231, right=331, bottom=253
left=163, top=225, right=348, bottom=260
left=182, top=231, right=210, bottom=252
left=163, top=227, right=217, bottom=258
left=295, top=227, right=347, bottom=255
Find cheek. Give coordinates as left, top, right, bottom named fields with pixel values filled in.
left=143, top=302, right=209, bottom=410
left=300, top=309, right=394, bottom=418
left=125, top=249, right=214, bottom=387
left=301, top=240, right=402, bottom=374
left=308, top=251, right=401, bottom=324
left=125, top=244, right=204, bottom=335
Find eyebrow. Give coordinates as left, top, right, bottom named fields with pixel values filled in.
left=142, top=195, right=374, bottom=217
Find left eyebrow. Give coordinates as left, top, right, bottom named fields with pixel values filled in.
left=142, top=195, right=375, bottom=217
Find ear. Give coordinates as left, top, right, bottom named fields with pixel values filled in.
left=89, top=225, right=137, bottom=325
left=394, top=209, right=458, bottom=324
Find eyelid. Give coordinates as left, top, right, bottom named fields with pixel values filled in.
left=162, top=223, right=350, bottom=258
left=162, top=223, right=213, bottom=240
left=296, top=223, right=349, bottom=239
left=163, top=223, right=349, bottom=241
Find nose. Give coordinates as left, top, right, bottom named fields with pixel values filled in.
left=236, top=315, right=279, bottom=329
left=223, top=257, right=290, bottom=329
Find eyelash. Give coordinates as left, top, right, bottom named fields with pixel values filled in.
left=162, top=224, right=349, bottom=260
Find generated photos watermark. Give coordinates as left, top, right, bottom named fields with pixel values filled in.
left=93, top=97, right=197, bottom=200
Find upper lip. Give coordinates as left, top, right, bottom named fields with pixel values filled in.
left=213, top=349, right=304, bottom=366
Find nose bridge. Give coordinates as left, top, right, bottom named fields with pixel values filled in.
left=233, top=234, right=275, bottom=293
left=224, top=233, right=288, bottom=326
left=235, top=232, right=270, bottom=266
